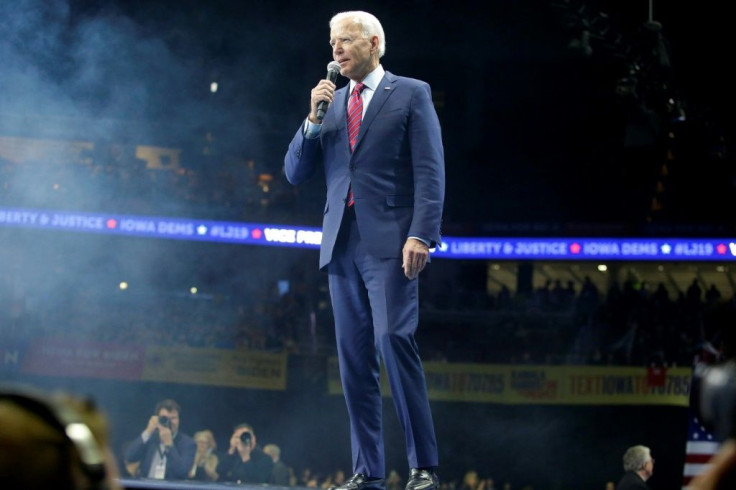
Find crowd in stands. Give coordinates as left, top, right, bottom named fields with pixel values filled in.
left=2, top=238, right=734, bottom=369
left=0, top=139, right=316, bottom=223
left=3, top=137, right=734, bottom=370
left=418, top=274, right=735, bottom=369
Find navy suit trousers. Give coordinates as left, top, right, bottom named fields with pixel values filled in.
left=328, top=208, right=438, bottom=477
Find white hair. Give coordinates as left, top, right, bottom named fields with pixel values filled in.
left=263, top=443, right=281, bottom=459
left=329, top=11, right=386, bottom=58
left=622, top=445, right=651, bottom=472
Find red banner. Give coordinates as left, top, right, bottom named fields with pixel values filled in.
left=21, top=339, right=145, bottom=380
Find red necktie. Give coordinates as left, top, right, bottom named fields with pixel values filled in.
left=346, top=83, right=365, bottom=207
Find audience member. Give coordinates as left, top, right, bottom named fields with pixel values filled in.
left=687, top=279, right=703, bottom=306
left=706, top=284, right=722, bottom=304
left=386, top=469, right=403, bottom=490
left=615, top=445, right=654, bottom=489
left=264, top=442, right=292, bottom=486
left=218, top=422, right=274, bottom=483
left=333, top=468, right=347, bottom=487
left=123, top=398, right=196, bottom=480
left=300, top=467, right=315, bottom=486
left=460, top=470, right=482, bottom=490
left=188, top=429, right=219, bottom=481
left=0, top=384, right=123, bottom=490
left=321, top=468, right=347, bottom=489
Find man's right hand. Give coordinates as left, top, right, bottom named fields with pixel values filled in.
left=144, top=415, right=159, bottom=437
left=309, top=79, right=336, bottom=123
left=228, top=432, right=240, bottom=455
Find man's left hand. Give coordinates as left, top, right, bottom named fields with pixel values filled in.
left=402, top=238, right=429, bottom=280
left=158, top=426, right=173, bottom=447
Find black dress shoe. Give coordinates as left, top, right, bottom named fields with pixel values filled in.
left=405, top=468, right=439, bottom=490
left=332, top=473, right=386, bottom=490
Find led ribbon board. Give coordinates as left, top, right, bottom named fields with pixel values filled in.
left=1, top=207, right=735, bottom=261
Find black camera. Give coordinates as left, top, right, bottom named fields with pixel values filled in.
left=239, top=431, right=252, bottom=445
left=158, top=415, right=171, bottom=429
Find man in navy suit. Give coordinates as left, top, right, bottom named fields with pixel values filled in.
left=284, top=10, right=444, bottom=490
left=123, top=399, right=196, bottom=480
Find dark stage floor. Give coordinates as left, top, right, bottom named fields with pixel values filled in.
left=121, top=479, right=301, bottom=490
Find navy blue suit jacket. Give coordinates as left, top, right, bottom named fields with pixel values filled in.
left=285, top=71, right=445, bottom=268
left=123, top=431, right=196, bottom=480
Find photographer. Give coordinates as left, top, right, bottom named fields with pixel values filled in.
left=123, top=399, right=196, bottom=480
left=218, top=423, right=274, bottom=484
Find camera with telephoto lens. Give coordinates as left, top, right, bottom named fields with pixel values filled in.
left=158, top=415, right=171, bottom=429
left=239, top=431, right=252, bottom=445
left=694, top=360, right=736, bottom=441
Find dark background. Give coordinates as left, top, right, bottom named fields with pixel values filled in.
left=2, top=0, right=734, bottom=232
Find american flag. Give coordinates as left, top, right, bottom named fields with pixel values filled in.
left=682, top=412, right=720, bottom=489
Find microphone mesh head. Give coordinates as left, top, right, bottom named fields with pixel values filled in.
left=327, top=61, right=341, bottom=73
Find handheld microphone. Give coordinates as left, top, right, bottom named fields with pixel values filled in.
left=316, top=61, right=341, bottom=122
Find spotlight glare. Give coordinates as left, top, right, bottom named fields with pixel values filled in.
left=119, top=282, right=128, bottom=290
left=210, top=82, right=218, bottom=93
left=190, top=287, right=198, bottom=294
left=597, top=264, right=608, bottom=272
